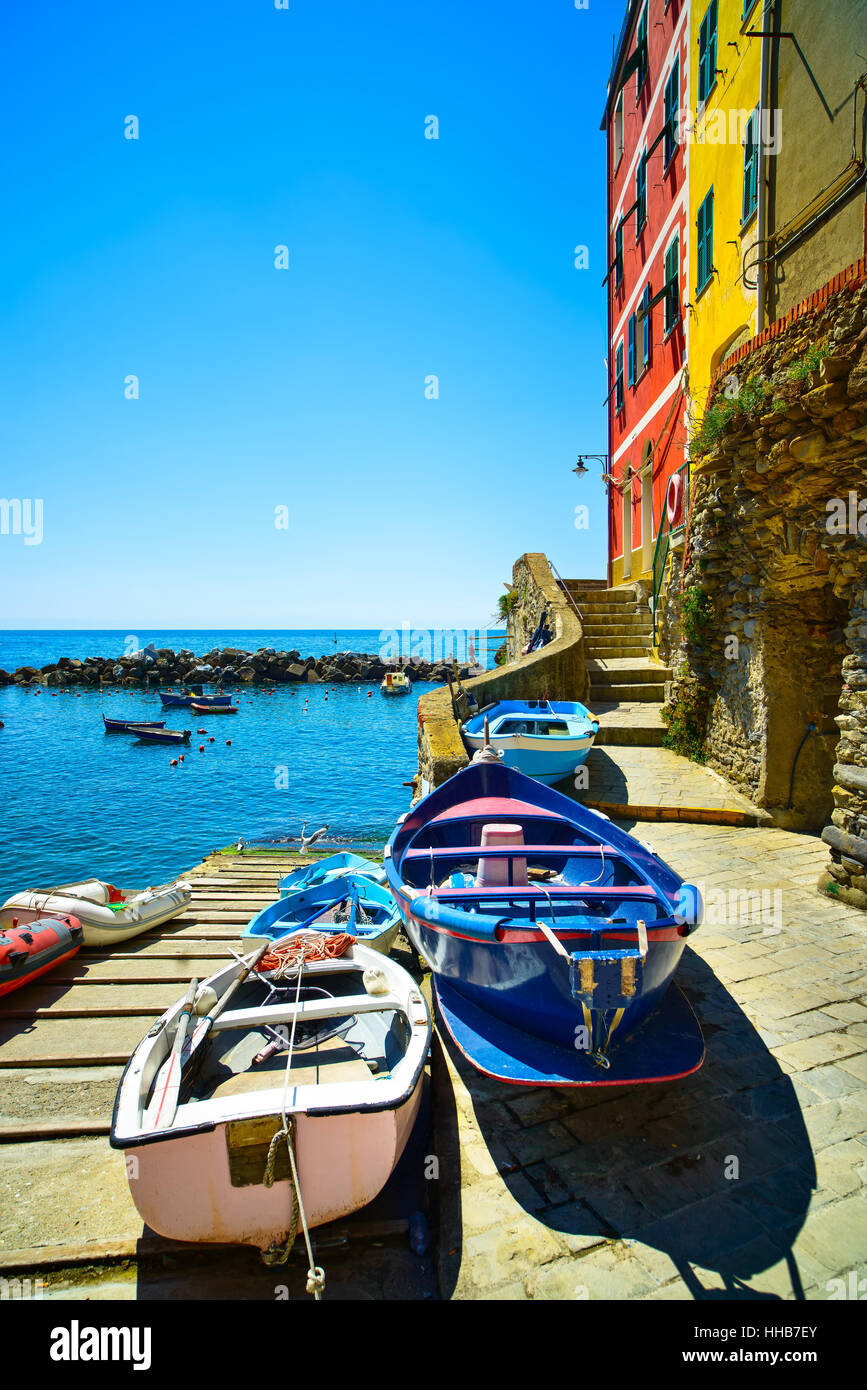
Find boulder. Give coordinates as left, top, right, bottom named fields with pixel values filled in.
left=285, top=663, right=307, bottom=681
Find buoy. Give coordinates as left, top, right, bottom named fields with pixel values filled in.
left=179, top=755, right=185, bottom=762
left=170, top=758, right=178, bottom=767
left=199, top=744, right=204, bottom=752
left=197, top=728, right=207, bottom=734
left=226, top=739, right=231, bottom=746
left=209, top=736, right=215, bottom=743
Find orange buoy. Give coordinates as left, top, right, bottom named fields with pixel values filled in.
left=179, top=754, right=185, bottom=762
left=199, top=744, right=204, bottom=752
left=170, top=758, right=178, bottom=767
left=209, top=736, right=215, bottom=743
left=197, top=728, right=207, bottom=734
left=226, top=739, right=231, bottom=746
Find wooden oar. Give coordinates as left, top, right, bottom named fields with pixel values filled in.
left=143, top=976, right=199, bottom=1132
left=179, top=941, right=271, bottom=1084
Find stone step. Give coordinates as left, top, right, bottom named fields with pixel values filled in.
left=591, top=701, right=667, bottom=747
left=566, top=589, right=636, bottom=606
left=590, top=682, right=670, bottom=701
left=582, top=621, right=653, bottom=636
left=588, top=660, right=670, bottom=682
left=585, top=644, right=654, bottom=659
left=584, top=635, right=653, bottom=650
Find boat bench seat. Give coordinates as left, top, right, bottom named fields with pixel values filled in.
left=403, top=844, right=619, bottom=862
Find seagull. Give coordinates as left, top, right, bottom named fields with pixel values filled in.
left=299, top=821, right=329, bottom=855
left=236, top=837, right=244, bottom=854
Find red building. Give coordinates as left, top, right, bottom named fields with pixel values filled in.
left=602, top=0, right=689, bottom=594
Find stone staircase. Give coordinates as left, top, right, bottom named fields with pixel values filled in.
left=559, top=581, right=670, bottom=746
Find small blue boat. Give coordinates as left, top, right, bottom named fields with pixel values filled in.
left=134, top=726, right=191, bottom=745
left=103, top=715, right=166, bottom=734
left=384, top=761, right=703, bottom=1087
left=461, top=700, right=598, bottom=785
left=159, top=689, right=233, bottom=709
left=278, top=852, right=386, bottom=896
left=243, top=875, right=401, bottom=955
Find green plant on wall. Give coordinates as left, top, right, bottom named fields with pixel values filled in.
left=787, top=343, right=828, bottom=382
left=682, top=585, right=713, bottom=648
left=692, top=375, right=773, bottom=455
left=661, top=672, right=708, bottom=763
left=497, top=591, right=519, bottom=621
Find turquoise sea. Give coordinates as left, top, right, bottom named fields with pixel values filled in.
left=0, top=629, right=500, bottom=903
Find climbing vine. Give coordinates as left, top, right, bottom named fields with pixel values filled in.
left=661, top=673, right=709, bottom=763
left=681, top=585, right=713, bottom=648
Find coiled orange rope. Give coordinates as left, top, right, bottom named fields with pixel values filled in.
left=259, top=930, right=355, bottom=974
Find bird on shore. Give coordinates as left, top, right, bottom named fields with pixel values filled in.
left=299, top=821, right=329, bottom=854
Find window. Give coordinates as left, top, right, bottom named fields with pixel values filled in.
left=664, top=237, right=680, bottom=333
left=615, top=341, right=624, bottom=411
left=636, top=151, right=647, bottom=235
left=664, top=58, right=680, bottom=167
left=614, top=92, right=624, bottom=168
left=628, top=313, right=637, bottom=386
left=636, top=4, right=649, bottom=101
left=641, top=284, right=652, bottom=368
left=614, top=221, right=624, bottom=288
left=698, top=0, right=718, bottom=105
left=697, top=189, right=714, bottom=294
left=742, top=105, right=759, bottom=224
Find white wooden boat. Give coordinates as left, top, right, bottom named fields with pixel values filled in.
left=2, top=879, right=192, bottom=946
left=110, top=937, right=431, bottom=1253
left=380, top=671, right=412, bottom=696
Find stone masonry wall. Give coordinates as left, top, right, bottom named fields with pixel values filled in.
left=660, top=267, right=867, bottom=903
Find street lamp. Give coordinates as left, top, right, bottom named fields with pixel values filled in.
left=573, top=454, right=609, bottom=479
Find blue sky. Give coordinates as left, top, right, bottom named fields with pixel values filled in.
left=0, top=0, right=615, bottom=630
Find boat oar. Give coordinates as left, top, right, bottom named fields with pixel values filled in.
left=143, top=976, right=199, bottom=1132
left=182, top=940, right=270, bottom=1073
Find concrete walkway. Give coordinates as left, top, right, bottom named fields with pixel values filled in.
left=577, top=745, right=771, bottom=826
left=435, top=820, right=867, bottom=1300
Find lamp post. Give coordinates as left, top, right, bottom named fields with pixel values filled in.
left=573, top=454, right=609, bottom=481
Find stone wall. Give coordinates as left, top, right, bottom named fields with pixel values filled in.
left=660, top=267, right=867, bottom=903
left=416, top=552, right=588, bottom=795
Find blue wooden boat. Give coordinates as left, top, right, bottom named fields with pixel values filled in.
left=461, top=700, right=598, bottom=785
left=190, top=694, right=234, bottom=709
left=242, top=875, right=400, bottom=955
left=134, top=727, right=191, bottom=745
left=103, top=715, right=166, bottom=733
left=278, top=852, right=386, bottom=896
left=384, top=762, right=703, bottom=1086
left=158, top=687, right=233, bottom=709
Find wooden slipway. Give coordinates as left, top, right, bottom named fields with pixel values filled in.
left=0, top=854, right=309, bottom=1264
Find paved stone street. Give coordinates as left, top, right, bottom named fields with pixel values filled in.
left=434, top=820, right=867, bottom=1300
left=579, top=745, right=770, bottom=825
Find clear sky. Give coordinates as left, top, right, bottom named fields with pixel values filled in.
left=0, top=0, right=616, bottom=630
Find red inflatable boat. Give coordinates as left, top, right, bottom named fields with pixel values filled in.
left=0, top=909, right=83, bottom=998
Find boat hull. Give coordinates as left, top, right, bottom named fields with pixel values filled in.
left=2, top=882, right=192, bottom=947
left=118, top=1080, right=423, bottom=1248
left=0, top=910, right=83, bottom=998
left=461, top=733, right=595, bottom=783
left=243, top=877, right=400, bottom=955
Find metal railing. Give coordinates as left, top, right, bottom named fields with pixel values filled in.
left=650, top=461, right=689, bottom=645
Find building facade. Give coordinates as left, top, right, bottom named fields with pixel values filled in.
left=602, top=0, right=691, bottom=590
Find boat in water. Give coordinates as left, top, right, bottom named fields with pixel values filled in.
left=244, top=875, right=400, bottom=955
left=134, top=727, right=192, bottom=745
left=384, top=761, right=703, bottom=1086
left=2, top=879, right=192, bottom=947
left=158, top=688, right=233, bottom=709
left=110, top=937, right=430, bottom=1255
left=0, top=908, right=83, bottom=997
left=278, top=852, right=386, bottom=895
left=461, top=700, right=598, bottom=785
left=380, top=671, right=412, bottom=697
left=102, top=715, right=166, bottom=733
left=190, top=702, right=238, bottom=715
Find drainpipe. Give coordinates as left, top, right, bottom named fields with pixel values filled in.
left=755, top=0, right=775, bottom=329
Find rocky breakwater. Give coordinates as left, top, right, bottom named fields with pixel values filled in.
left=0, top=644, right=475, bottom=690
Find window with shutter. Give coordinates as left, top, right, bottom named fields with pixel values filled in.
left=664, top=237, right=680, bottom=333
left=664, top=59, right=679, bottom=167
left=698, top=0, right=718, bottom=105
left=615, top=342, right=624, bottom=411
left=742, top=106, right=759, bottom=224
left=636, top=152, right=647, bottom=235
left=697, top=189, right=714, bottom=294
left=615, top=222, right=623, bottom=288
left=636, top=5, right=649, bottom=101
left=641, top=285, right=651, bottom=367
left=628, top=314, right=637, bottom=385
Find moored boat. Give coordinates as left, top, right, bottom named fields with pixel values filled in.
left=0, top=908, right=83, bottom=997
left=278, top=852, right=386, bottom=895
left=380, top=671, right=412, bottom=696
left=244, top=875, right=400, bottom=955
left=110, top=937, right=430, bottom=1255
left=103, top=715, right=167, bottom=733
left=2, top=879, right=192, bottom=947
left=190, top=702, right=238, bottom=715
left=134, top=727, right=192, bottom=745
left=384, top=761, right=703, bottom=1086
left=461, top=700, right=599, bottom=785
left=190, top=693, right=234, bottom=709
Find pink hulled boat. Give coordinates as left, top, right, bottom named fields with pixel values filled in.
left=110, top=938, right=430, bottom=1256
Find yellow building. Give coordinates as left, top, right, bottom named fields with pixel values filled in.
left=688, top=0, right=764, bottom=423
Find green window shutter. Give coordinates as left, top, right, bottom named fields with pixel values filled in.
left=742, top=107, right=759, bottom=223
left=665, top=237, right=679, bottom=331
left=697, top=190, right=714, bottom=292
left=698, top=0, right=717, bottom=104
left=615, top=222, right=623, bottom=286
left=636, top=5, right=649, bottom=100
left=642, top=285, right=651, bottom=365
left=636, top=153, right=647, bottom=233
left=628, top=315, right=636, bottom=384
left=664, top=59, right=679, bottom=165
left=615, top=342, right=624, bottom=410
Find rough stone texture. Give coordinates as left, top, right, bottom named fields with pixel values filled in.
left=434, top=819, right=867, bottom=1300
left=658, top=273, right=867, bottom=901
left=416, top=553, right=587, bottom=794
